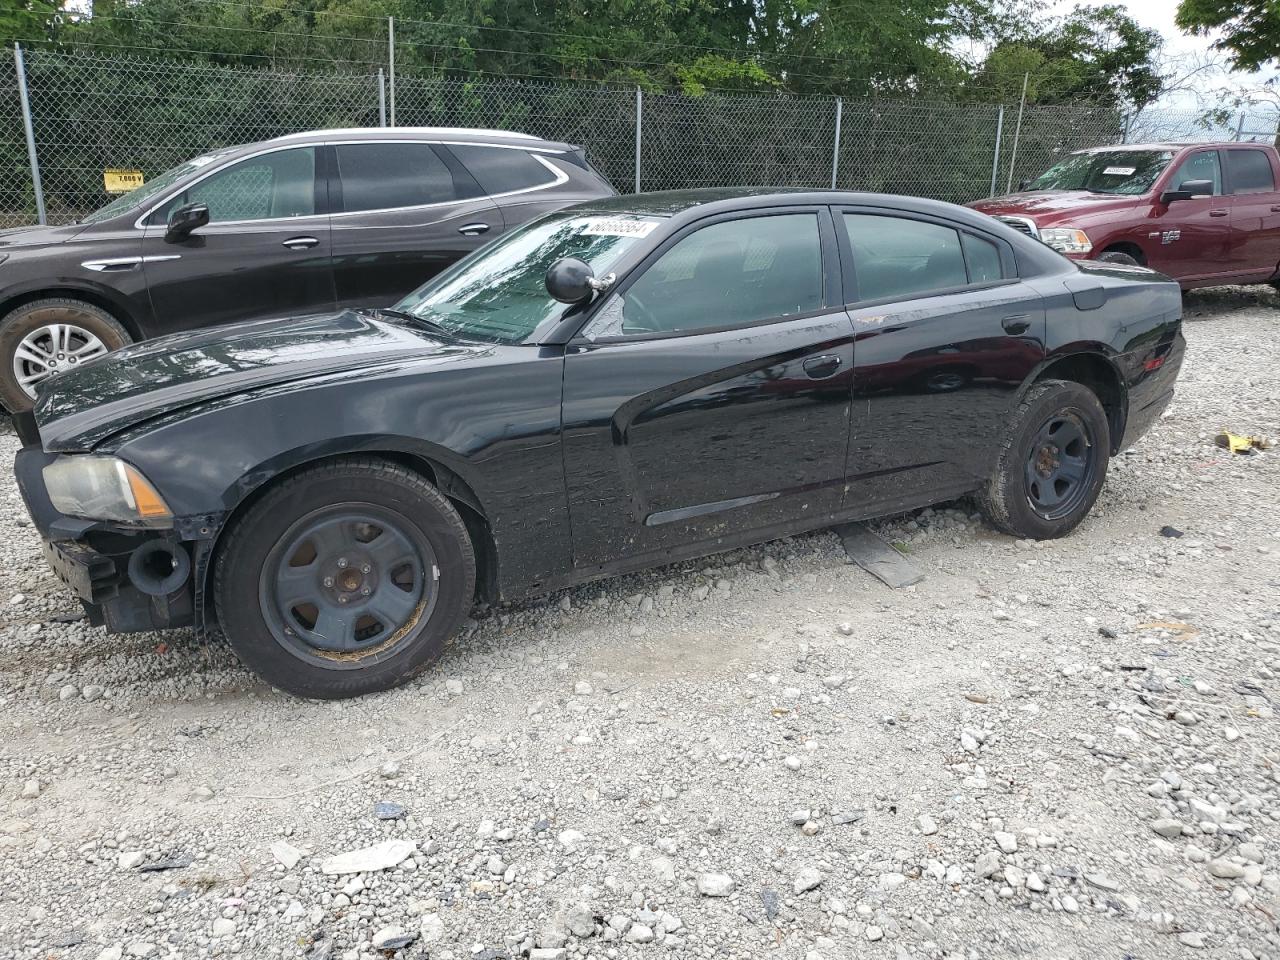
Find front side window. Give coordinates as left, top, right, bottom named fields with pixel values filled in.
left=1028, top=150, right=1174, bottom=196
left=447, top=145, right=560, bottom=196
left=1227, top=149, right=1276, bottom=194
left=336, top=142, right=471, bottom=212
left=589, top=214, right=824, bottom=338
left=148, top=147, right=316, bottom=224
left=1169, top=150, right=1223, bottom=195
left=845, top=214, right=976, bottom=301
left=394, top=211, right=659, bottom=344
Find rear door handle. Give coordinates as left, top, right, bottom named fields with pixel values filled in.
left=802, top=354, right=842, bottom=379
left=282, top=236, right=319, bottom=250
left=1209, top=209, right=1229, bottom=217
left=1270, top=205, right=1280, bottom=212
left=1002, top=314, right=1031, bottom=334
left=458, top=223, right=491, bottom=237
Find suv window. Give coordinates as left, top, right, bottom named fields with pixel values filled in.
left=601, top=214, right=823, bottom=337
left=1169, top=150, right=1223, bottom=195
left=149, top=147, right=316, bottom=224
left=336, top=142, right=471, bottom=212
left=1227, top=149, right=1276, bottom=194
left=844, top=214, right=999, bottom=301
left=447, top=145, right=560, bottom=196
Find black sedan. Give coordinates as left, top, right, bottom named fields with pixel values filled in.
left=13, top=189, right=1185, bottom=698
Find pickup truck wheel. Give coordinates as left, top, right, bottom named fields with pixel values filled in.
left=1097, top=251, right=1140, bottom=267
left=214, top=458, right=476, bottom=699
left=0, top=298, right=131, bottom=411
left=977, top=380, right=1110, bottom=540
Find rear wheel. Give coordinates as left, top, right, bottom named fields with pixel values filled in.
left=214, top=458, right=475, bottom=698
left=0, top=298, right=131, bottom=411
left=977, top=380, right=1110, bottom=540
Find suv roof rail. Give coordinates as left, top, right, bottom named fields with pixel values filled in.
left=269, top=126, right=539, bottom=142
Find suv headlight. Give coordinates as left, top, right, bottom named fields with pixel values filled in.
left=43, top=456, right=172, bottom=524
left=1039, top=228, right=1093, bottom=255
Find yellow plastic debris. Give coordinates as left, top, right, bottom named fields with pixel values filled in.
left=1216, top=431, right=1272, bottom=454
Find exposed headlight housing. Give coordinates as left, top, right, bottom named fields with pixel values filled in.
left=42, top=456, right=172, bottom=525
left=1039, top=227, right=1093, bottom=255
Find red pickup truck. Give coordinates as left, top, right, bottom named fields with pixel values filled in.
left=970, top=142, right=1280, bottom=290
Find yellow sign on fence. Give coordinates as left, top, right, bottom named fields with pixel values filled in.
left=103, top=169, right=145, bottom=194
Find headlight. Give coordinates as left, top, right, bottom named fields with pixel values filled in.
left=1039, top=228, right=1093, bottom=255
left=42, top=456, right=172, bottom=524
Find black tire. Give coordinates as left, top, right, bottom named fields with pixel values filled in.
left=214, top=457, right=476, bottom=699
left=0, top=297, right=132, bottom=411
left=977, top=379, right=1111, bottom=540
left=1097, top=250, right=1140, bottom=267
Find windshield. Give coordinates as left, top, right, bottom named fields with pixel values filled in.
left=1027, top=150, right=1174, bottom=196
left=394, top=212, right=662, bottom=344
left=78, top=149, right=237, bottom=224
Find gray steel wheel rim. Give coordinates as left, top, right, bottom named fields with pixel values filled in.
left=258, top=504, right=438, bottom=669
left=1024, top=409, right=1096, bottom=521
left=13, top=321, right=110, bottom=398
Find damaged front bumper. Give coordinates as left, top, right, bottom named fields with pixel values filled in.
left=13, top=418, right=219, bottom=634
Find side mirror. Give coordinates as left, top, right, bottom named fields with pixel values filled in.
left=1159, top=179, right=1214, bottom=204
left=546, top=257, right=596, bottom=304
left=165, top=202, right=209, bottom=242
left=1017, top=179, right=1031, bottom=191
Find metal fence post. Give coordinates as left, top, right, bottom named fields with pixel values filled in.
left=1121, top=111, right=1131, bottom=144
left=1234, top=111, right=1246, bottom=141
left=830, top=97, right=843, bottom=189
left=1004, top=72, right=1029, bottom=195
left=377, top=68, right=387, bottom=127
left=388, top=16, right=396, bottom=127
left=13, top=44, right=46, bottom=226
left=989, top=105, right=1004, bottom=197
left=634, top=87, right=643, bottom=194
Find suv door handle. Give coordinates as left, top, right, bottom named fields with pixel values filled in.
left=282, top=236, right=319, bottom=250
left=1001, top=314, right=1031, bottom=334
left=458, top=223, right=491, bottom=237
left=1209, top=209, right=1229, bottom=217
left=802, top=354, right=842, bottom=379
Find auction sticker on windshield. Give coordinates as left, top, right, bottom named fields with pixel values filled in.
left=1102, top=166, right=1137, bottom=176
left=581, top=218, right=658, bottom=238
left=103, top=169, right=145, bottom=193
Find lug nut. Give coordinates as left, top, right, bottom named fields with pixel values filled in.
left=338, top=596, right=348, bottom=604
left=337, top=557, right=348, bottom=569
left=323, top=576, right=334, bottom=587
left=361, top=564, right=371, bottom=574
left=361, top=587, right=371, bottom=596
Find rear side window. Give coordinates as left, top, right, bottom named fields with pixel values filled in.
left=447, top=145, right=560, bottom=196
left=844, top=214, right=973, bottom=301
left=1228, top=149, right=1276, bottom=194
left=336, top=142, right=470, bottom=212
left=963, top=233, right=1003, bottom=283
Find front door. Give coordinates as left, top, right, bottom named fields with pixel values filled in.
left=141, top=145, right=335, bottom=333
left=561, top=208, right=854, bottom=571
left=1144, top=148, right=1232, bottom=281
left=328, top=140, right=503, bottom=309
left=834, top=208, right=1046, bottom=515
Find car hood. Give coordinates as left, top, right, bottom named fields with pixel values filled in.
left=0, top=222, right=87, bottom=248
left=970, top=191, right=1143, bottom=223
left=34, top=310, right=479, bottom=452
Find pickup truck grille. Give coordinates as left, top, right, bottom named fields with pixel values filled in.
left=995, top=216, right=1038, bottom=238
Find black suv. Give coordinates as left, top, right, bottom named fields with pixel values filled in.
left=0, top=127, right=616, bottom=410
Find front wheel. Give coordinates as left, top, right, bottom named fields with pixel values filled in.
left=977, top=380, right=1110, bottom=540
left=214, top=458, right=476, bottom=698
left=1096, top=250, right=1140, bottom=267
left=0, top=298, right=131, bottom=410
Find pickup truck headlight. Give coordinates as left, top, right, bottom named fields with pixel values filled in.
left=42, top=456, right=172, bottom=525
left=1039, top=228, right=1093, bottom=255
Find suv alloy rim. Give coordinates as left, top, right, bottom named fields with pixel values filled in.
left=13, top=323, right=109, bottom=398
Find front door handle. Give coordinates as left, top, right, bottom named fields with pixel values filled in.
left=1002, top=314, right=1031, bottom=334
left=802, top=354, right=843, bottom=379
left=458, top=223, right=491, bottom=237
left=1209, top=209, right=1229, bottom=218
left=282, top=236, right=319, bottom=250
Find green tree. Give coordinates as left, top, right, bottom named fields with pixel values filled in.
left=1176, top=0, right=1280, bottom=71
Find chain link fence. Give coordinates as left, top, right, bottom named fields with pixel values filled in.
left=3, top=46, right=1277, bottom=228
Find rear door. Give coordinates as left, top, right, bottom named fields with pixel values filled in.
left=328, top=140, right=503, bottom=309
left=835, top=208, right=1046, bottom=514
left=1224, top=146, right=1280, bottom=279
left=561, top=207, right=854, bottom=571
left=141, top=145, right=335, bottom=333
left=1145, top=148, right=1232, bottom=281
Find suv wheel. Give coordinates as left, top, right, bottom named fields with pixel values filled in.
left=214, top=457, right=476, bottom=699
left=0, top=298, right=131, bottom=410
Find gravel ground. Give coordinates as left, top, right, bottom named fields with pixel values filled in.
left=1, top=286, right=1278, bottom=960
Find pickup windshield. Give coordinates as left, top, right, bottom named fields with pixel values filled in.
left=1027, top=150, right=1174, bottom=196
left=394, top=212, right=661, bottom=344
